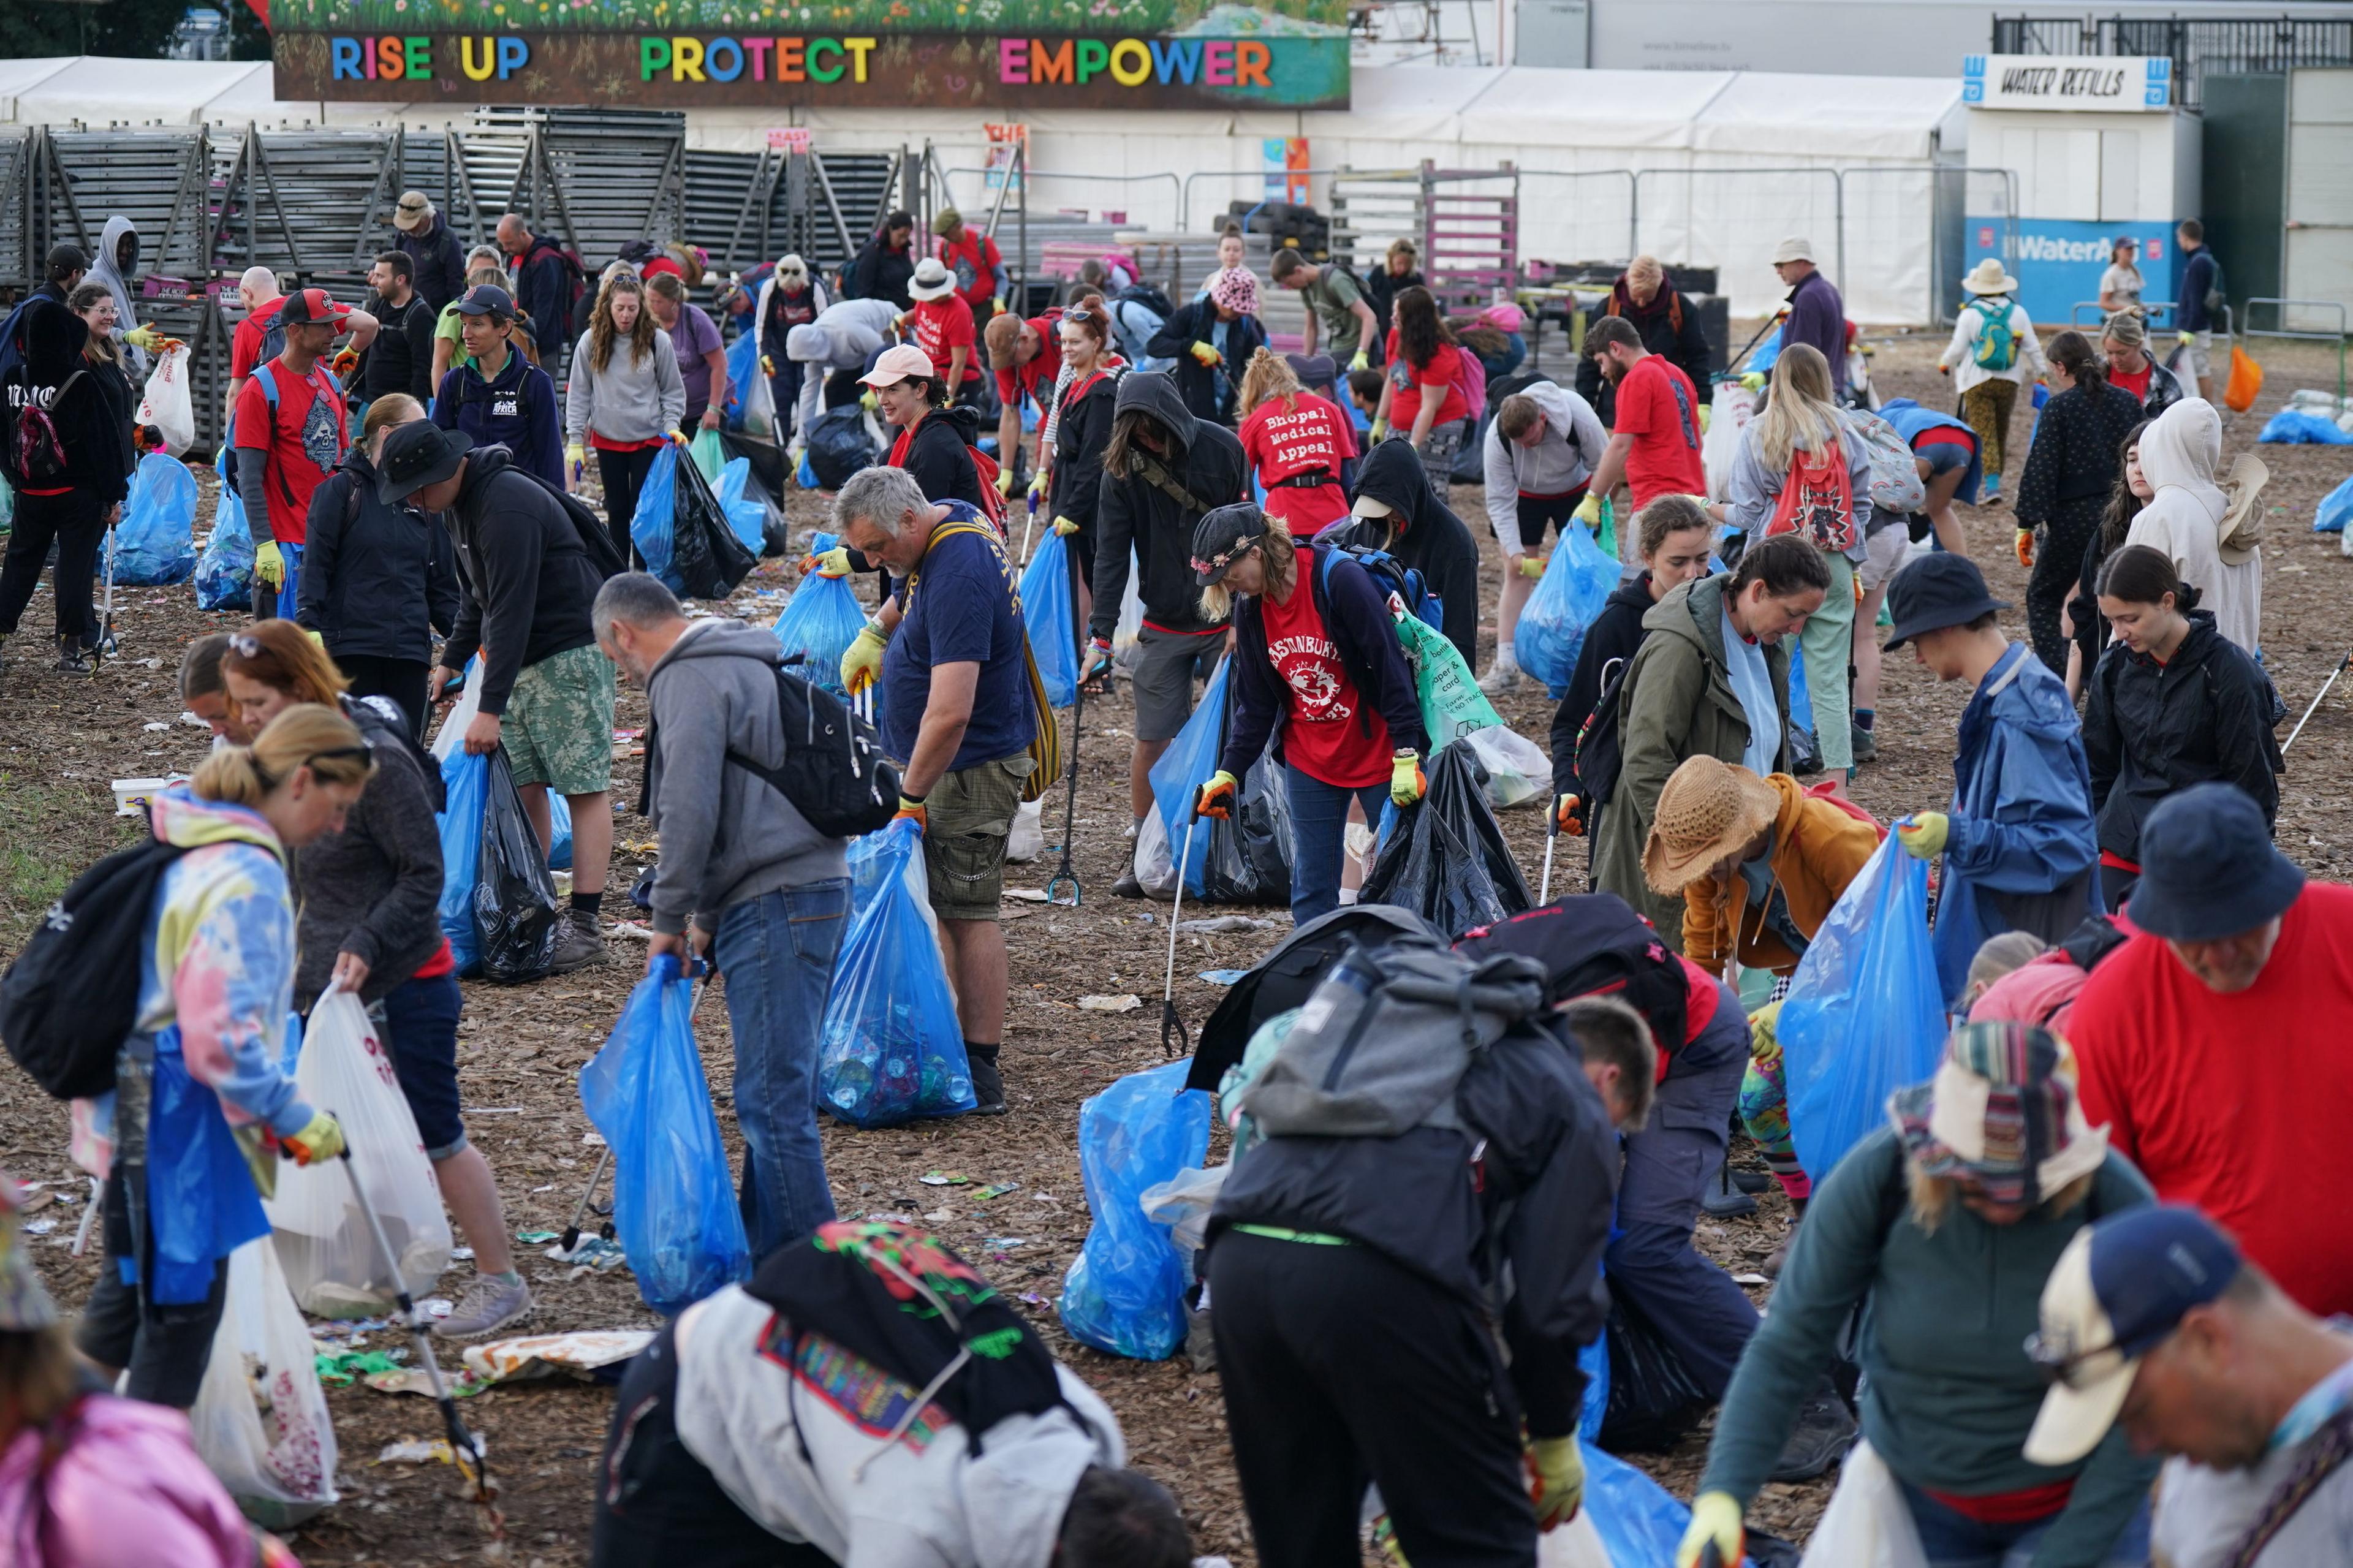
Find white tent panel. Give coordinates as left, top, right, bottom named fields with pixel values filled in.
left=15, top=57, right=263, bottom=127
left=1455, top=67, right=1732, bottom=152
left=1694, top=72, right=1957, bottom=162
left=0, top=58, right=76, bottom=124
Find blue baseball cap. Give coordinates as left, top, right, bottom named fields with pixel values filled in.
left=2023, top=1205, right=2243, bottom=1464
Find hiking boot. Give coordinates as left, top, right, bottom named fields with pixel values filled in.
left=1769, top=1386, right=1858, bottom=1482
left=1476, top=659, right=1522, bottom=696
left=1730, top=1167, right=1771, bottom=1195
left=1979, top=472, right=2004, bottom=506
left=55, top=641, right=95, bottom=677
left=1700, top=1158, right=1757, bottom=1219
left=547, top=907, right=607, bottom=974
left=967, top=1049, right=1007, bottom=1116
left=433, top=1272, right=532, bottom=1339
left=1112, top=868, right=1146, bottom=900
left=1851, top=724, right=1878, bottom=763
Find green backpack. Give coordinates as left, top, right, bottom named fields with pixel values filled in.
left=1970, top=301, right=2020, bottom=373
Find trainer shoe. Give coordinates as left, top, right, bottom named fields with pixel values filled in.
left=547, top=907, right=607, bottom=974
left=433, top=1272, right=532, bottom=1339
left=1769, top=1386, right=1858, bottom=1482
left=1851, top=724, right=1877, bottom=763
left=55, top=642, right=95, bottom=677
left=1113, top=868, right=1146, bottom=899
left=1476, top=659, right=1522, bottom=696
left=968, top=1049, right=1007, bottom=1116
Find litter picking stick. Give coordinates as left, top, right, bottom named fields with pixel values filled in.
left=98, top=526, right=118, bottom=657
left=2284, top=652, right=2351, bottom=754
left=560, top=969, right=708, bottom=1254
left=1539, top=795, right=1561, bottom=904
left=1019, top=491, right=1039, bottom=567
left=1045, top=673, right=1086, bottom=906
left=1161, top=814, right=1202, bottom=1057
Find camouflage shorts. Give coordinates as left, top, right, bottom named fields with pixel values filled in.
left=502, top=643, right=616, bottom=797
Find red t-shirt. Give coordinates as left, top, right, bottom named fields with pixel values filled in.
left=2109, top=363, right=2152, bottom=402
left=2067, top=881, right=2353, bottom=1316
left=936, top=230, right=1002, bottom=312
left=1260, top=546, right=1393, bottom=789
left=229, top=297, right=287, bottom=382
left=1611, top=353, right=1706, bottom=508
left=1239, top=393, right=1358, bottom=537
left=993, top=316, right=1063, bottom=409
left=232, top=357, right=347, bottom=548
left=909, top=297, right=982, bottom=385
left=1383, top=330, right=1471, bottom=431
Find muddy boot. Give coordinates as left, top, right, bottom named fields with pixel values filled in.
left=547, top=906, right=607, bottom=974
left=55, top=637, right=94, bottom=677
left=1700, top=1157, right=1757, bottom=1219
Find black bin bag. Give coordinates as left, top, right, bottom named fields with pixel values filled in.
left=476, top=748, right=562, bottom=984
left=670, top=452, right=759, bottom=601
left=1360, top=744, right=1532, bottom=937
left=1200, top=749, right=1295, bottom=907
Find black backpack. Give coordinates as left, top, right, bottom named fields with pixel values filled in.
left=721, top=657, right=902, bottom=838
left=1567, top=651, right=1634, bottom=810
left=1114, top=281, right=1176, bottom=320
left=1185, top=904, right=1445, bottom=1091
left=346, top=693, right=446, bottom=813
left=1454, top=892, right=1690, bottom=1058
left=504, top=464, right=627, bottom=581
left=0, top=835, right=194, bottom=1099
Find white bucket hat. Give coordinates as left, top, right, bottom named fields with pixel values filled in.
left=908, top=257, right=957, bottom=302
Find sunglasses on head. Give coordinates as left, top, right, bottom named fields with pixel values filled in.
left=2022, top=1325, right=2124, bottom=1390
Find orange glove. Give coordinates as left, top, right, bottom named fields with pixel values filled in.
left=2015, top=529, right=2034, bottom=569
left=1194, top=771, right=1238, bottom=819
left=1553, top=793, right=1585, bottom=837
left=893, top=794, right=928, bottom=831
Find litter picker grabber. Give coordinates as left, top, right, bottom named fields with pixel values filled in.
left=1160, top=814, right=1202, bottom=1057
left=560, top=965, right=708, bottom=1254
left=1045, top=672, right=1086, bottom=906
left=97, top=526, right=119, bottom=658
left=1019, top=490, right=1039, bottom=567
left=2284, top=652, right=2351, bottom=754
left=1539, top=793, right=1562, bottom=904
left=1721, top=312, right=1783, bottom=381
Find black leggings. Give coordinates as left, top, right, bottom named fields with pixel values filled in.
left=598, top=446, right=664, bottom=570
left=337, top=653, right=431, bottom=741
left=2026, top=502, right=2102, bottom=676
left=0, top=487, right=106, bottom=646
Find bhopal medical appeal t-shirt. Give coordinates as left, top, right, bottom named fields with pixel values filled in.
left=1612, top=353, right=1706, bottom=507
left=233, top=358, right=347, bottom=547
left=909, top=297, right=982, bottom=386
left=1258, top=546, right=1392, bottom=789
left=1238, top=393, right=1358, bottom=537
left=884, top=506, right=1037, bottom=773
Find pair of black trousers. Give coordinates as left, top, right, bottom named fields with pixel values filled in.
left=2026, top=501, right=2102, bottom=675
left=597, top=445, right=663, bottom=570
left=337, top=653, right=431, bottom=741
left=0, top=486, right=105, bottom=646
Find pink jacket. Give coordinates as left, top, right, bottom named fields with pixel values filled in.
left=0, top=1394, right=273, bottom=1567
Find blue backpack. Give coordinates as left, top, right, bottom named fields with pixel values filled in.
left=1315, top=539, right=1442, bottom=635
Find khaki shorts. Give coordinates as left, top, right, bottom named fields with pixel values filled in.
left=503, top=643, right=617, bottom=797
left=1858, top=525, right=1909, bottom=593
left=924, top=754, right=1036, bottom=920
left=2181, top=330, right=2213, bottom=382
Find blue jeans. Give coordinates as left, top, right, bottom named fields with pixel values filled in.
left=1898, top=1478, right=2151, bottom=1568
left=711, top=879, right=849, bottom=1262
left=1284, top=765, right=1389, bottom=926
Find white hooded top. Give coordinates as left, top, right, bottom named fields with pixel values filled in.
left=2126, top=398, right=2261, bottom=654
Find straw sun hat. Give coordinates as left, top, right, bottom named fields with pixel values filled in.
left=1642, top=755, right=1781, bottom=896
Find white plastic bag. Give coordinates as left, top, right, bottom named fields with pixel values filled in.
left=262, top=988, right=452, bottom=1317
left=1132, top=810, right=1180, bottom=899
left=188, top=1237, right=340, bottom=1526
left=740, top=362, right=776, bottom=439
left=1006, top=798, right=1044, bottom=863
left=135, top=342, right=197, bottom=456
left=1703, top=381, right=1757, bottom=504
left=1798, top=1440, right=1930, bottom=1568
left=430, top=670, right=483, bottom=762
left=1139, top=1164, right=1228, bottom=1259
left=1460, top=724, right=1550, bottom=810
left=1537, top=1511, right=1614, bottom=1568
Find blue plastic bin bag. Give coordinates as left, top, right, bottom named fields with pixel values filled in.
left=1059, top=1059, right=1212, bottom=1360
left=116, top=452, right=198, bottom=585
left=1578, top=1307, right=1610, bottom=1442
left=578, top=954, right=751, bottom=1316
left=1513, top=512, right=1618, bottom=698
left=2259, top=408, right=2353, bottom=445
left=1146, top=658, right=1232, bottom=898
left=1583, top=1441, right=1711, bottom=1568
left=1020, top=527, right=1080, bottom=708
left=722, top=331, right=761, bottom=429
left=1776, top=835, right=1946, bottom=1186
left=2317, top=472, right=2353, bottom=532
left=797, top=450, right=820, bottom=490
left=194, top=445, right=254, bottom=611
left=773, top=530, right=868, bottom=699
left=434, top=749, right=488, bottom=974
left=715, top=456, right=768, bottom=557
left=1746, top=323, right=1784, bottom=376
left=627, top=444, right=682, bottom=586
left=549, top=791, right=573, bottom=872
left=816, top=819, right=976, bottom=1129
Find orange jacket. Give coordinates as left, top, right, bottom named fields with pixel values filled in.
left=1683, top=773, right=1879, bottom=977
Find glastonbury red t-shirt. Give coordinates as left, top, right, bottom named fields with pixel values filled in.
left=1259, top=546, right=1392, bottom=789
left=232, top=358, right=347, bottom=548
left=1239, top=393, right=1359, bottom=537
left=936, top=230, right=1002, bottom=313
left=909, top=296, right=982, bottom=386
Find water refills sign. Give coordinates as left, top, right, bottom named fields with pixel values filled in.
left=1961, top=54, right=2172, bottom=113
left=271, top=0, right=1350, bottom=109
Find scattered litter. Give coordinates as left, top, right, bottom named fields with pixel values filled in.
left=1078, top=994, right=1143, bottom=1013
left=548, top=1237, right=629, bottom=1271
left=609, top=921, right=656, bottom=943
left=378, top=1437, right=489, bottom=1465
left=924, top=1208, right=953, bottom=1224
left=972, top=1181, right=1021, bottom=1202
left=468, top=1107, right=525, bottom=1115
left=22, top=1219, right=55, bottom=1235
left=919, top=1171, right=972, bottom=1186
left=315, top=1348, right=408, bottom=1387
left=1732, top=1272, right=1770, bottom=1286
left=1198, top=969, right=1248, bottom=987
left=18, top=1191, right=53, bottom=1214
left=982, top=1237, right=1028, bottom=1250
left=1018, top=1292, right=1047, bottom=1306
left=1003, top=888, right=1051, bottom=903
left=142, top=721, right=169, bottom=732
left=367, top=1365, right=493, bottom=1397
left=461, top=1330, right=653, bottom=1385
left=450, top=1246, right=475, bottom=1261
left=1179, top=915, right=1281, bottom=934
left=515, top=1229, right=560, bottom=1244
left=529, top=1183, right=555, bottom=1193
left=179, top=711, right=211, bottom=728
left=417, top=1298, right=454, bottom=1319
left=583, top=1132, right=607, bottom=1147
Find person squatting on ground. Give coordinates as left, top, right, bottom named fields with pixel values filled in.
left=233, top=288, right=377, bottom=623
left=1939, top=257, right=2047, bottom=506
left=1592, top=534, right=1828, bottom=944
left=1676, top=1021, right=2160, bottom=1568
left=69, top=706, right=360, bottom=1407
left=1480, top=378, right=1610, bottom=694
left=594, top=572, right=852, bottom=1261
left=389, top=420, right=618, bottom=974
left=181, top=632, right=251, bottom=746
left=1189, top=504, right=1428, bottom=926
left=1883, top=551, right=2097, bottom=1008
left=1078, top=370, right=1247, bottom=879
left=2025, top=1204, right=2353, bottom=1568
left=564, top=271, right=686, bottom=569
left=2014, top=330, right=2145, bottom=676
left=1577, top=314, right=1707, bottom=532
left=219, top=621, right=528, bottom=1338
left=835, top=465, right=1039, bottom=1116
left=1332, top=437, right=1483, bottom=673
left=1369, top=284, right=1476, bottom=488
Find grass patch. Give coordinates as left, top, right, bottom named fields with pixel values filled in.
left=0, top=773, right=137, bottom=954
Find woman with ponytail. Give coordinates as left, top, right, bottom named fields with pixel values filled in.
left=2082, top=543, right=2283, bottom=911
left=1235, top=346, right=1359, bottom=540
left=70, top=705, right=370, bottom=1409
left=2014, top=330, right=2143, bottom=675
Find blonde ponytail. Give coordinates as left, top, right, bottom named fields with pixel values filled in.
left=192, top=703, right=373, bottom=806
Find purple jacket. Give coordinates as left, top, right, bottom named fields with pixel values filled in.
left=0, top=1394, right=262, bottom=1566
left=1783, top=270, right=1847, bottom=394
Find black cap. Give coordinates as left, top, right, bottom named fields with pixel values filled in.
left=1883, top=552, right=2010, bottom=650
left=2126, top=784, right=2305, bottom=942
left=377, top=422, right=472, bottom=505
left=453, top=283, right=515, bottom=320
left=1191, top=502, right=1268, bottom=585
left=44, top=243, right=88, bottom=282
left=274, top=287, right=351, bottom=333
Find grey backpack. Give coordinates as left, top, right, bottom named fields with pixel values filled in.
left=1239, top=940, right=1549, bottom=1138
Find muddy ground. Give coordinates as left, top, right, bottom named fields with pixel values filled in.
left=7, top=328, right=2351, bottom=1567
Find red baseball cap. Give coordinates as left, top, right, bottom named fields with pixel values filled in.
left=275, top=287, right=351, bottom=335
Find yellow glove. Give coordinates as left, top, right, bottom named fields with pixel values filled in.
left=1370, top=418, right=1389, bottom=442
left=1518, top=553, right=1548, bottom=578
left=1027, top=469, right=1050, bottom=503
left=566, top=441, right=586, bottom=481
left=1390, top=750, right=1427, bottom=808
left=1739, top=371, right=1767, bottom=392
left=806, top=546, right=852, bottom=578
left=1194, top=770, right=1239, bottom=820
left=1572, top=493, right=1604, bottom=528
left=1896, top=811, right=1950, bottom=860
left=860, top=389, right=879, bottom=412
left=123, top=324, right=161, bottom=351
left=254, top=540, right=285, bottom=588
left=2177, top=331, right=2194, bottom=348
left=1053, top=514, right=1079, bottom=537
left=841, top=623, right=889, bottom=695
left=991, top=296, right=1008, bottom=312
left=1189, top=341, right=1221, bottom=367
left=282, top=1110, right=345, bottom=1168
left=1526, top=1435, right=1584, bottom=1531
left=1698, top=403, right=1712, bottom=433
left=893, top=794, right=928, bottom=831
left=1676, top=1491, right=1745, bottom=1568
left=995, top=465, right=1018, bottom=498
left=1349, top=349, right=1370, bottom=372
left=760, top=354, right=775, bottom=376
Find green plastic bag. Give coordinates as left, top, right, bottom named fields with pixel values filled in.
left=689, top=427, right=729, bottom=484
left=1396, top=608, right=1503, bottom=748
left=1594, top=495, right=1616, bottom=562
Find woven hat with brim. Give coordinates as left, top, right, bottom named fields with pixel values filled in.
left=1964, top=257, right=2020, bottom=295
left=931, top=207, right=963, bottom=236
left=908, top=257, right=957, bottom=302
left=1889, top=1021, right=2109, bottom=1210
left=0, top=1172, right=59, bottom=1331
left=860, top=343, right=939, bottom=388
left=2124, top=782, right=2305, bottom=942
left=393, top=191, right=434, bottom=233
left=1643, top=756, right=1781, bottom=896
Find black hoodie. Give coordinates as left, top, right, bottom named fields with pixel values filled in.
left=297, top=446, right=462, bottom=665
left=1325, top=439, right=1482, bottom=670
left=1146, top=298, right=1267, bottom=426
left=1549, top=569, right=1653, bottom=796
left=893, top=403, right=987, bottom=512
left=0, top=284, right=132, bottom=501
left=437, top=445, right=604, bottom=716
left=1088, top=370, right=1247, bottom=642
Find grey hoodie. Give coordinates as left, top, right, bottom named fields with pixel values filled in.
left=1480, top=379, right=1607, bottom=554
left=641, top=618, right=849, bottom=934
left=88, top=216, right=145, bottom=376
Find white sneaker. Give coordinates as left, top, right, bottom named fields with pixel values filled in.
left=1477, top=661, right=1522, bottom=696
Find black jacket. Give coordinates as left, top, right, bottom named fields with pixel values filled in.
left=395, top=216, right=469, bottom=315
left=2083, top=610, right=2281, bottom=864
left=1574, top=276, right=1714, bottom=428
left=893, top=403, right=986, bottom=511
left=1550, top=570, right=1652, bottom=795
left=289, top=694, right=447, bottom=1010
left=1364, top=265, right=1425, bottom=343
left=1089, top=369, right=1247, bottom=642
left=361, top=292, right=436, bottom=403
left=297, top=446, right=462, bottom=665
left=1147, top=299, right=1267, bottom=426
left=2017, top=381, right=2145, bottom=527
left=1222, top=540, right=1428, bottom=776
left=513, top=236, right=580, bottom=365
left=1209, top=1019, right=1619, bottom=1435
left=437, top=445, right=604, bottom=716
left=846, top=233, right=915, bottom=310
left=1048, top=363, right=1121, bottom=537
left=2, top=287, right=134, bottom=502
left=1327, top=439, right=1482, bottom=670
left=82, top=353, right=138, bottom=505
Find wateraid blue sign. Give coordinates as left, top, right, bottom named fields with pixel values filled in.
left=1966, top=218, right=2174, bottom=324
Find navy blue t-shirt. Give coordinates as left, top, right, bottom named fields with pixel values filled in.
left=882, top=502, right=1036, bottom=771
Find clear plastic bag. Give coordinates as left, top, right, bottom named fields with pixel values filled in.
left=578, top=954, right=752, bottom=1316
left=1514, top=518, right=1620, bottom=699
left=194, top=445, right=254, bottom=612
left=715, top=456, right=768, bottom=556
left=773, top=532, right=867, bottom=699
left=115, top=451, right=198, bottom=585
left=723, top=331, right=773, bottom=437
left=262, top=988, right=452, bottom=1317
left=135, top=341, right=197, bottom=456
left=1059, top=1059, right=1212, bottom=1360
left=1461, top=724, right=1551, bottom=810
left=1798, top=1441, right=1930, bottom=1568
left=1705, top=381, right=1759, bottom=503
left=1006, top=797, right=1045, bottom=863
left=188, top=1237, right=341, bottom=1526
left=1777, top=836, right=1946, bottom=1184
left=1020, top=526, right=1080, bottom=709
left=816, top=818, right=976, bottom=1128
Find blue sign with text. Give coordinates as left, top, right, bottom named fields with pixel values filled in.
left=1967, top=217, right=2176, bottom=325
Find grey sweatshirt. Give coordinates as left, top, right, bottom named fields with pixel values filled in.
left=1482, top=379, right=1609, bottom=554
left=642, top=619, right=850, bottom=934
left=564, top=327, right=686, bottom=445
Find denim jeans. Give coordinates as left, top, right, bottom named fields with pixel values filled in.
left=1898, top=1477, right=2151, bottom=1568
left=711, top=878, right=849, bottom=1261
left=1284, top=765, right=1389, bottom=926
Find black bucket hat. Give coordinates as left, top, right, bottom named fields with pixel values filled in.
left=1191, top=502, right=1268, bottom=585
left=1884, top=552, right=2010, bottom=651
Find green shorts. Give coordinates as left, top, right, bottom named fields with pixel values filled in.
left=923, top=754, right=1035, bottom=921
left=502, top=643, right=616, bottom=797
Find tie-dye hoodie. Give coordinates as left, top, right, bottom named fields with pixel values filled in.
left=70, top=788, right=316, bottom=1178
